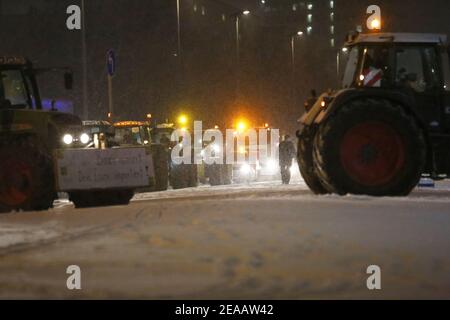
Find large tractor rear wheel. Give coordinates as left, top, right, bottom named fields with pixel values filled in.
left=313, top=99, right=426, bottom=196
left=0, top=138, right=55, bottom=213
left=297, top=127, right=328, bottom=194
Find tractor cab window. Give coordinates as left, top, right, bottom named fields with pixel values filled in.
left=358, top=46, right=390, bottom=88
left=152, top=129, right=173, bottom=146
left=395, top=46, right=440, bottom=93
left=342, top=46, right=359, bottom=88
left=0, top=69, right=30, bottom=109
left=115, top=127, right=143, bottom=145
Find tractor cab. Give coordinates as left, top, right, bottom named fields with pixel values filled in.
left=82, top=120, right=116, bottom=149
left=150, top=123, right=180, bottom=148
left=0, top=56, right=73, bottom=111
left=341, top=33, right=449, bottom=88
left=298, top=33, right=450, bottom=197
left=0, top=56, right=84, bottom=153
left=113, top=121, right=152, bottom=146
left=0, top=57, right=41, bottom=110
left=337, top=33, right=450, bottom=132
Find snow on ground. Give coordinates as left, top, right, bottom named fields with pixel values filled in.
left=0, top=177, right=449, bottom=299
left=2, top=177, right=450, bottom=254
left=133, top=177, right=450, bottom=202
left=0, top=223, right=60, bottom=249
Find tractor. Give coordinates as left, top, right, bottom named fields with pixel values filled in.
left=82, top=120, right=117, bottom=149
left=0, top=57, right=151, bottom=212
left=197, top=128, right=233, bottom=186
left=113, top=120, right=169, bottom=191
left=151, top=122, right=198, bottom=189
left=0, top=57, right=81, bottom=212
left=297, top=33, right=450, bottom=196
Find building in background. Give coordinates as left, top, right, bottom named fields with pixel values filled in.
left=0, top=0, right=449, bottom=132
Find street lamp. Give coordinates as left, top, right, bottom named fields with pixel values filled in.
left=290, top=31, right=304, bottom=71
left=81, top=0, right=88, bottom=120
left=176, top=0, right=181, bottom=58
left=233, top=10, right=251, bottom=100
left=174, top=0, right=185, bottom=104
left=290, top=31, right=304, bottom=107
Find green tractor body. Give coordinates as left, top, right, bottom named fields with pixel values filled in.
left=0, top=57, right=152, bottom=211
left=298, top=33, right=450, bottom=196
left=112, top=121, right=169, bottom=192
left=0, top=57, right=88, bottom=211
left=151, top=123, right=198, bottom=189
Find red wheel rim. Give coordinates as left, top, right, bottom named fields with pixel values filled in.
left=340, top=122, right=405, bottom=187
left=0, top=160, right=33, bottom=207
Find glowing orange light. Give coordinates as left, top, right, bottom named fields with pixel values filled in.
left=236, top=120, right=248, bottom=132
left=178, top=115, right=188, bottom=125
left=114, top=121, right=146, bottom=127
left=371, top=19, right=381, bottom=30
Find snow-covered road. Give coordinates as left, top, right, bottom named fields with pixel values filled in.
left=0, top=179, right=449, bottom=299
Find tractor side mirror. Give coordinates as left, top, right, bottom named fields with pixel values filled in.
left=64, top=72, right=73, bottom=90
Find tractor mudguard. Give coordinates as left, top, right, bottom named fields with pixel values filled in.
left=307, top=88, right=435, bottom=175
left=48, top=112, right=82, bottom=128
left=311, top=88, right=422, bottom=127
left=0, top=109, right=83, bottom=152
left=299, top=93, right=329, bottom=126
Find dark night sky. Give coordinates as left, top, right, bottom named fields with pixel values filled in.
left=1, top=0, right=449, bottom=133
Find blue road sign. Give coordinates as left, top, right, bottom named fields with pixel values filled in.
left=107, top=49, right=116, bottom=77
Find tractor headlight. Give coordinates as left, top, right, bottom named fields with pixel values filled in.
left=212, top=144, right=221, bottom=153
left=63, top=134, right=74, bottom=145
left=240, top=163, right=252, bottom=175
left=265, top=159, right=278, bottom=174
left=80, top=133, right=90, bottom=145
left=290, top=166, right=296, bottom=175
